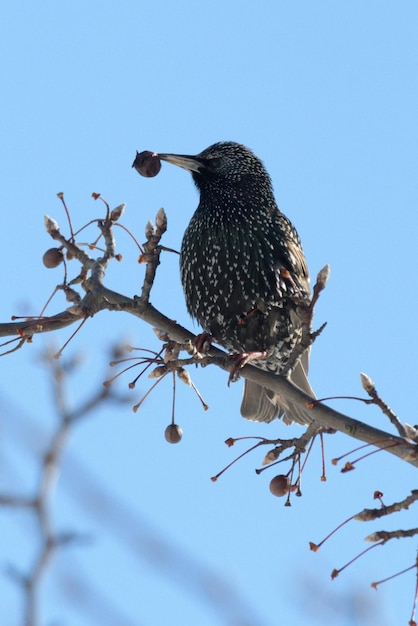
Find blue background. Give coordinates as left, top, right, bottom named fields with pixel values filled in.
left=0, top=2, right=417, bottom=625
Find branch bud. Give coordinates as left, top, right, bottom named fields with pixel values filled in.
left=148, top=365, right=167, bottom=379
left=360, top=372, right=375, bottom=393
left=177, top=368, right=192, bottom=385
left=44, top=215, right=59, bottom=234
left=155, top=207, right=167, bottom=231
left=145, top=220, right=155, bottom=239
left=262, top=449, right=280, bottom=465
left=316, top=264, right=330, bottom=289
left=110, top=203, right=126, bottom=221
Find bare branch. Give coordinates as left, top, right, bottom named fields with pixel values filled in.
left=355, top=490, right=418, bottom=523
left=365, top=528, right=418, bottom=542
left=1, top=293, right=417, bottom=468
left=361, top=372, right=410, bottom=439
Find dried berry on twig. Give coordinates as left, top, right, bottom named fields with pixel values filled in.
left=132, top=151, right=161, bottom=178
left=165, top=424, right=183, bottom=444
left=43, top=248, right=64, bottom=268
left=269, top=474, right=291, bottom=497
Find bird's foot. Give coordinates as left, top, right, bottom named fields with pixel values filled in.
left=228, top=351, right=268, bottom=385
left=194, top=332, right=213, bottom=354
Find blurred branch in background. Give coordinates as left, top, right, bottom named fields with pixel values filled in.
left=0, top=347, right=266, bottom=626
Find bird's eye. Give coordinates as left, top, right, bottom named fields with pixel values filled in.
left=205, top=157, right=222, bottom=172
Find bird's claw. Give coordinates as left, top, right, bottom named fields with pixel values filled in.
left=194, top=332, right=213, bottom=354
left=228, top=351, right=268, bottom=386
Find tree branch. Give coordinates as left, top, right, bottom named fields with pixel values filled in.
left=0, top=202, right=416, bottom=469
left=1, top=293, right=416, bottom=467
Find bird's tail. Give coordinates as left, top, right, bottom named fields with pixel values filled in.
left=240, top=353, right=315, bottom=425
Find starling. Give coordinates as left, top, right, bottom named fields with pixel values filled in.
left=157, top=142, right=315, bottom=424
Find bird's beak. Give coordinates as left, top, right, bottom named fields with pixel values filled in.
left=158, top=153, right=203, bottom=174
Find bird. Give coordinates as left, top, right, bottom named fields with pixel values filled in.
left=156, top=142, right=315, bottom=424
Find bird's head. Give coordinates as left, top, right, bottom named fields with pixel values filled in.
left=157, top=142, right=273, bottom=195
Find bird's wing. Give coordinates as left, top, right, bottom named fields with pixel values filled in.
left=267, top=209, right=310, bottom=297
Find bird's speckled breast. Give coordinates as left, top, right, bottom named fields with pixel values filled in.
left=180, top=201, right=308, bottom=368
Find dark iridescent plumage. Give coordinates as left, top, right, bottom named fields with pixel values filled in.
left=158, top=142, right=314, bottom=424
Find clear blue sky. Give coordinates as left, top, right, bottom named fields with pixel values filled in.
left=0, top=2, right=417, bottom=625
